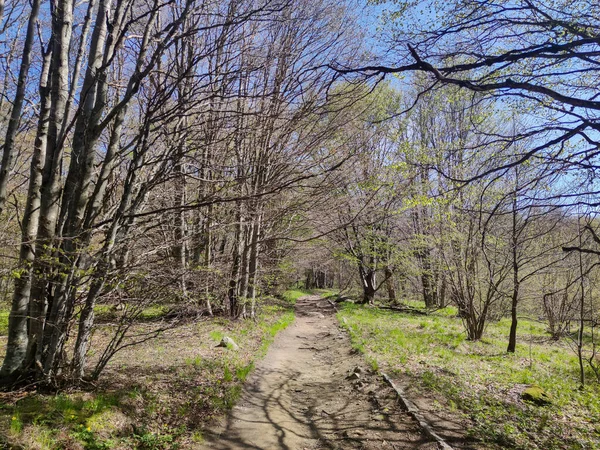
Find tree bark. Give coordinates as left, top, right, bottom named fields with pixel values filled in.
left=0, top=0, right=42, bottom=213
left=507, top=192, right=519, bottom=353
left=0, top=43, right=53, bottom=380
left=384, top=266, right=396, bottom=304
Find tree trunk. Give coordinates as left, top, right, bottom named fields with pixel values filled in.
left=420, top=249, right=437, bottom=308
left=358, top=265, right=376, bottom=305
left=384, top=266, right=396, bottom=304
left=0, top=0, right=42, bottom=213
left=228, top=204, right=243, bottom=317
left=28, top=0, right=74, bottom=380
left=203, top=203, right=213, bottom=316
left=507, top=193, right=519, bottom=353
left=248, top=211, right=262, bottom=318
left=0, top=45, right=52, bottom=380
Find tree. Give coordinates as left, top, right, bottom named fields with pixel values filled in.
left=0, top=0, right=365, bottom=386
left=335, top=0, right=600, bottom=204
left=316, top=84, right=407, bottom=304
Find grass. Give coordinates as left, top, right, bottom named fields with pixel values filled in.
left=338, top=302, right=600, bottom=450
left=280, top=288, right=310, bottom=305
left=279, top=288, right=339, bottom=305
left=0, top=300, right=295, bottom=449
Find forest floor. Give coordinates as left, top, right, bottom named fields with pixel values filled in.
left=200, top=294, right=443, bottom=450
left=0, top=298, right=295, bottom=449
left=338, top=302, right=600, bottom=450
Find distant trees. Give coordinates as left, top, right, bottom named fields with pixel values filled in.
left=315, top=84, right=407, bottom=304
left=314, top=81, right=594, bottom=349
left=323, top=0, right=600, bottom=360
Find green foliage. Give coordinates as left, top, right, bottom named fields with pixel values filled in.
left=131, top=426, right=179, bottom=450
left=338, top=303, right=600, bottom=449
left=209, top=330, right=224, bottom=342
left=0, top=305, right=9, bottom=336
left=71, top=426, right=114, bottom=450
left=9, top=414, right=22, bottom=434
left=236, top=362, right=254, bottom=382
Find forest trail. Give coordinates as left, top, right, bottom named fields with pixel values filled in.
left=200, top=295, right=438, bottom=450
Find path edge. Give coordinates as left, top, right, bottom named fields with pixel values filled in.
left=381, top=372, right=454, bottom=450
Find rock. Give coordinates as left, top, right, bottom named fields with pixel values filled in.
left=346, top=372, right=360, bottom=380
left=521, top=385, right=551, bottom=405
left=216, top=336, right=239, bottom=350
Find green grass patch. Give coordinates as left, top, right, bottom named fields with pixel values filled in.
left=94, top=304, right=170, bottom=323
left=0, top=309, right=9, bottom=336
left=338, top=302, right=600, bottom=450
left=280, top=288, right=310, bottom=305
left=138, top=305, right=169, bottom=320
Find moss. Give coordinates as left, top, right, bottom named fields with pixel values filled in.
left=87, top=408, right=131, bottom=438
left=521, top=385, right=552, bottom=405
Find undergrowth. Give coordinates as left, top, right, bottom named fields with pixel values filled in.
left=0, top=300, right=295, bottom=449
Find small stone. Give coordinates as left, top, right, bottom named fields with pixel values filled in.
left=346, top=372, right=360, bottom=380
left=216, top=336, right=239, bottom=351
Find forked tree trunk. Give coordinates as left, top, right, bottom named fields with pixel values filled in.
left=358, top=265, right=376, bottom=305
left=25, top=0, right=74, bottom=380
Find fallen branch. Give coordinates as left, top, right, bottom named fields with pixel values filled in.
left=378, top=305, right=429, bottom=315
left=382, top=372, right=454, bottom=450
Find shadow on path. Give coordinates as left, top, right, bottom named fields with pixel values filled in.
left=200, top=295, right=437, bottom=450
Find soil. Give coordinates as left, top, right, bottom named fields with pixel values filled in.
left=201, top=295, right=440, bottom=450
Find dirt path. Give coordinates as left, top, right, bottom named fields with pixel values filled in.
left=201, top=295, right=438, bottom=450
